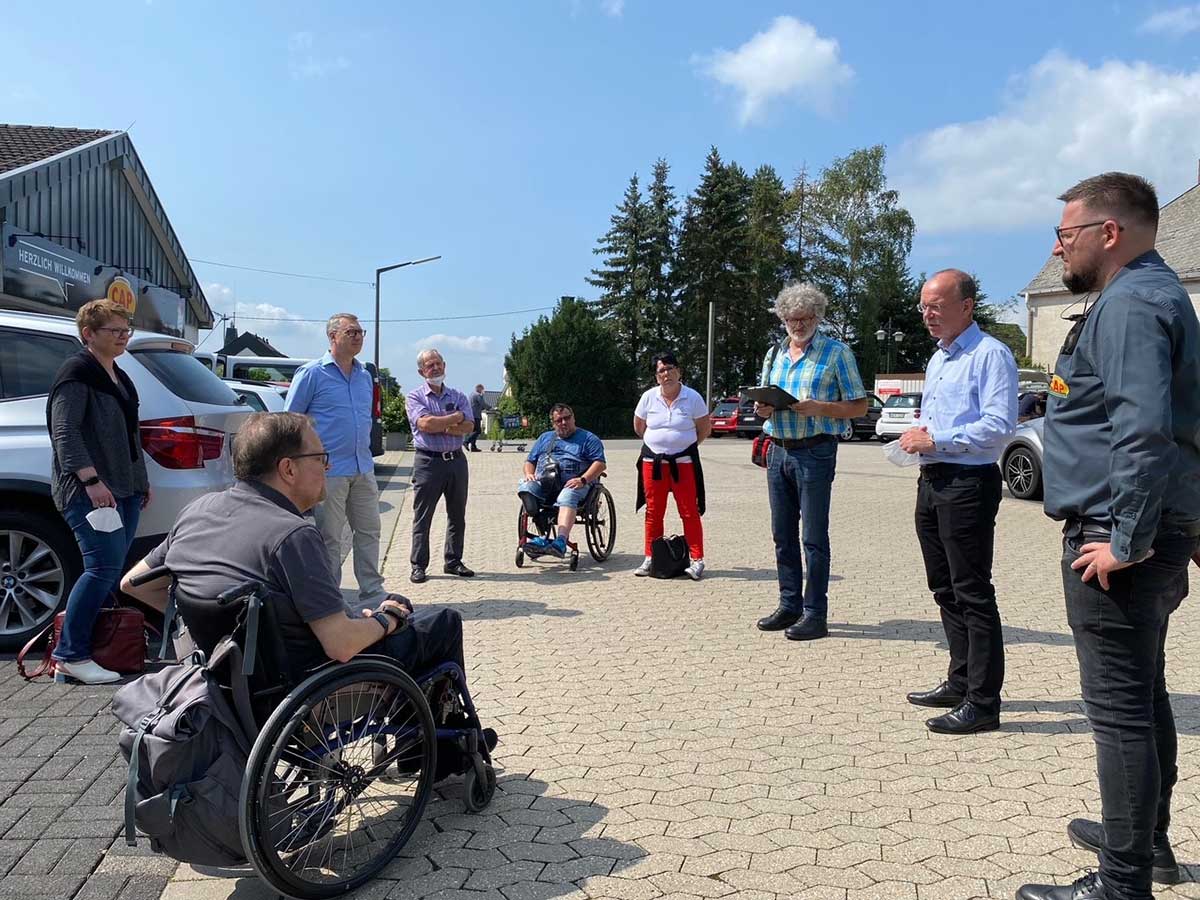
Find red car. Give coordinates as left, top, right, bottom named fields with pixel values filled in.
left=710, top=398, right=740, bottom=436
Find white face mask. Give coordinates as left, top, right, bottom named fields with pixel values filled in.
left=426, top=375, right=445, bottom=387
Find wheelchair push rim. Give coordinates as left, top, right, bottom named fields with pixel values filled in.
left=239, top=658, right=437, bottom=899
left=585, top=484, right=616, bottom=562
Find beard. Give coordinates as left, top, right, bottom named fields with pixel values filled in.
left=788, top=325, right=817, bottom=344
left=1063, top=260, right=1101, bottom=294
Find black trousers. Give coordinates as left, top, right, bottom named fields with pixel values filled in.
left=914, top=465, right=1004, bottom=712
left=1062, top=525, right=1196, bottom=900
left=464, top=425, right=481, bottom=451
left=410, top=450, right=469, bottom=568
left=369, top=607, right=465, bottom=676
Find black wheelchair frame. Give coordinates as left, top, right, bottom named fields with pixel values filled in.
left=515, top=473, right=616, bottom=571
left=131, top=566, right=494, bottom=899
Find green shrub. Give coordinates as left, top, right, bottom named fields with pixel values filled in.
left=382, top=393, right=410, bottom=434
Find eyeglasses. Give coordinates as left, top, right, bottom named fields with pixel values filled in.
left=784, top=316, right=818, bottom=327
left=95, top=326, right=134, bottom=337
left=288, top=451, right=331, bottom=469
left=916, top=300, right=967, bottom=315
left=1054, top=221, right=1123, bottom=245
left=339, top=328, right=367, bottom=338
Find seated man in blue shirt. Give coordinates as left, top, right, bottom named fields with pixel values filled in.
left=518, top=403, right=606, bottom=557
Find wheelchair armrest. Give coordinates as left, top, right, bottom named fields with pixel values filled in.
left=129, top=565, right=172, bottom=587
left=218, top=580, right=263, bottom=606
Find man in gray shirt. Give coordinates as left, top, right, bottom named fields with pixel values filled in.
left=1019, top=173, right=1200, bottom=900
left=121, top=412, right=466, bottom=679
left=465, top=384, right=490, bottom=452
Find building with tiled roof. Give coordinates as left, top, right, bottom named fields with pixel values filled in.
left=1021, top=179, right=1200, bottom=369
left=0, top=124, right=212, bottom=341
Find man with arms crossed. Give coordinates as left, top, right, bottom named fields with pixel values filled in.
left=1018, top=173, right=1200, bottom=900
left=899, top=270, right=1017, bottom=736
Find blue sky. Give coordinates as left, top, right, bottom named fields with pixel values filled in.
left=7, top=1, right=1200, bottom=391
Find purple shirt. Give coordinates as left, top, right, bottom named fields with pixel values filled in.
left=406, top=382, right=473, bottom=452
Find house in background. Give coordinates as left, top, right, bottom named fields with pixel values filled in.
left=219, top=325, right=284, bottom=357
left=1022, top=178, right=1200, bottom=369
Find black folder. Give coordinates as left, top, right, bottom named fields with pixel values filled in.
left=743, top=385, right=799, bottom=409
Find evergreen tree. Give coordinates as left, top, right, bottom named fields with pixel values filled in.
left=741, top=164, right=790, bottom=385
left=783, top=164, right=815, bottom=285
left=587, top=174, right=651, bottom=374
left=504, top=297, right=637, bottom=437
left=642, top=158, right=678, bottom=366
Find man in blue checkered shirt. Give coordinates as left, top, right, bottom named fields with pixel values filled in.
left=754, top=283, right=867, bottom=641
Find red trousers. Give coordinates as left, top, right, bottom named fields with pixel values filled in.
left=642, top=460, right=704, bottom=559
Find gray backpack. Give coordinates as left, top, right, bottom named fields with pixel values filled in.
left=112, top=639, right=255, bottom=867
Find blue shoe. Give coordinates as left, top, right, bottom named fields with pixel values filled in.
left=548, top=536, right=567, bottom=558
left=526, top=536, right=549, bottom=554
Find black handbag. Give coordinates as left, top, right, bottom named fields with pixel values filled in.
left=649, top=535, right=690, bottom=579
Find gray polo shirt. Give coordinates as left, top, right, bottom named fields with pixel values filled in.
left=1043, top=250, right=1200, bottom=560
left=144, top=480, right=351, bottom=669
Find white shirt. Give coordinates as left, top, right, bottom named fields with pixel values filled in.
left=636, top=384, right=708, bottom=458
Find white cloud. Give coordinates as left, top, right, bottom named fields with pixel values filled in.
left=1140, top=4, right=1200, bottom=34
left=287, top=31, right=350, bottom=79
left=892, top=52, right=1200, bottom=234
left=199, top=282, right=327, bottom=357
left=411, top=334, right=493, bottom=354
left=601, top=0, right=624, bottom=16
left=696, top=16, right=853, bottom=125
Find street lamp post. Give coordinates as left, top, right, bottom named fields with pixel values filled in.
left=874, top=319, right=905, bottom=374
left=374, top=256, right=442, bottom=372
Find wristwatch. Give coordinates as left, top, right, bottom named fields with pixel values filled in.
left=378, top=605, right=408, bottom=631
left=80, top=475, right=101, bottom=487
left=371, top=611, right=393, bottom=635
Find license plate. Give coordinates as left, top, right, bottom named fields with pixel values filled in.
left=741, top=416, right=757, bottom=423
left=887, top=412, right=907, bottom=419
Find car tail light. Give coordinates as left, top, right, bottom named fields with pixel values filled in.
left=914, top=408, right=921, bottom=419
left=140, top=416, right=225, bottom=469
left=373, top=383, right=382, bottom=419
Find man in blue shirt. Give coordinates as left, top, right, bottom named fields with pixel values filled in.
left=285, top=313, right=386, bottom=605
left=1018, top=174, right=1200, bottom=900
left=898, top=269, right=1017, bottom=737
left=518, top=403, right=606, bottom=558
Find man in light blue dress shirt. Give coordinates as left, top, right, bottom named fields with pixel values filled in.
left=898, top=269, right=1017, bottom=737
left=285, top=313, right=386, bottom=604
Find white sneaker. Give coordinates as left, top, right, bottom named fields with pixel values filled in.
left=54, top=658, right=121, bottom=684
left=633, top=557, right=653, bottom=577
left=686, top=559, right=705, bottom=581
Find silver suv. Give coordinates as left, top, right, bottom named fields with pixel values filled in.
left=0, top=310, right=252, bottom=650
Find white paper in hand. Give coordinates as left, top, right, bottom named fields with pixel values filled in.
left=85, top=506, right=123, bottom=533
left=883, top=440, right=921, bottom=468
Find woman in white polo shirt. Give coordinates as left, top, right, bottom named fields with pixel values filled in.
left=633, top=352, right=711, bottom=579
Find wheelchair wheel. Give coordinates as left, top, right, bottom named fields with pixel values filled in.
left=515, top=549, right=525, bottom=567
left=240, top=658, right=437, bottom=899
left=585, top=484, right=616, bottom=562
left=462, top=763, right=496, bottom=813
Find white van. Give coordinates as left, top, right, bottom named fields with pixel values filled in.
left=0, top=310, right=252, bottom=649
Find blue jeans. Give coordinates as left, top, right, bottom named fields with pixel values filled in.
left=53, top=493, right=142, bottom=663
left=766, top=437, right=837, bottom=618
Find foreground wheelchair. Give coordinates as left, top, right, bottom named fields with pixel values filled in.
left=515, top=474, right=616, bottom=570
left=126, top=566, right=494, bottom=900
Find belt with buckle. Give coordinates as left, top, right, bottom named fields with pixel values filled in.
left=769, top=434, right=834, bottom=450
left=918, top=462, right=995, bottom=481
left=416, top=448, right=462, bottom=461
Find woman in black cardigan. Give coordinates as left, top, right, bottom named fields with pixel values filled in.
left=46, top=300, right=150, bottom=684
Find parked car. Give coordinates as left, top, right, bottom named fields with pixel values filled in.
left=839, top=393, right=885, bottom=441
left=0, top=310, right=252, bottom=650
left=736, top=392, right=765, bottom=438
left=1002, top=416, right=1044, bottom=501
left=710, top=399, right=739, bottom=436
left=224, top=379, right=287, bottom=412
left=875, top=392, right=923, bottom=441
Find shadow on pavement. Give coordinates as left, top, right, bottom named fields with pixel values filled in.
left=830, top=618, right=1075, bottom=647
left=443, top=598, right=583, bottom=621
left=189, top=773, right=646, bottom=900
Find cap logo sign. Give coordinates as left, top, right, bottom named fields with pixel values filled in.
left=106, top=276, right=137, bottom=314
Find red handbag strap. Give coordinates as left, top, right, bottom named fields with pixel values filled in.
left=16, top=623, right=56, bottom=681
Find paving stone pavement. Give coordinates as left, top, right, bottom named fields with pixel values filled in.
left=5, top=438, right=1200, bottom=899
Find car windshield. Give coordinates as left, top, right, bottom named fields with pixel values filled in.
left=714, top=402, right=737, bottom=415
left=884, top=394, right=922, bottom=408
left=134, top=350, right=240, bottom=406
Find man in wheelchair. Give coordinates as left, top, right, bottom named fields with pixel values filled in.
left=121, top=411, right=494, bottom=755
left=518, top=403, right=606, bottom=558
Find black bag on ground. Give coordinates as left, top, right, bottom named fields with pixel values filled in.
left=113, top=639, right=255, bottom=867
left=650, top=534, right=690, bottom=578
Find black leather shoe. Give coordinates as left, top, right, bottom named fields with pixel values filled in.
left=925, top=700, right=1000, bottom=735
left=410, top=567, right=427, bottom=584
left=1016, top=870, right=1105, bottom=899
left=907, top=681, right=965, bottom=708
left=757, top=608, right=800, bottom=631
left=784, top=615, right=828, bottom=641
left=1068, top=818, right=1180, bottom=885
left=444, top=561, right=475, bottom=577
